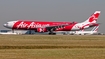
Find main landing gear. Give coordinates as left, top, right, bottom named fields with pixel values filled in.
left=48, top=32, right=56, bottom=35
left=48, top=28, right=56, bottom=35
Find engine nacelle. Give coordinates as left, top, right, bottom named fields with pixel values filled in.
left=37, top=28, right=47, bottom=32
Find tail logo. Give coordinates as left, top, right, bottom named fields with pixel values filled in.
left=89, top=13, right=100, bottom=22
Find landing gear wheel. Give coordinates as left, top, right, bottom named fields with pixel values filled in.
left=49, top=33, right=56, bottom=35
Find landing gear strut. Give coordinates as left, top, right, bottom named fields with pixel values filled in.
left=48, top=28, right=56, bottom=35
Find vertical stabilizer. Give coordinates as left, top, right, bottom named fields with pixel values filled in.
left=84, top=11, right=101, bottom=23
left=91, top=24, right=99, bottom=31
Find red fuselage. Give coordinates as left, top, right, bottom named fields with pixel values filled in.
left=12, top=20, right=77, bottom=32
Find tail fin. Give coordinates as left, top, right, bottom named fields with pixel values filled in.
left=91, top=24, right=99, bottom=31
left=84, top=11, right=101, bottom=23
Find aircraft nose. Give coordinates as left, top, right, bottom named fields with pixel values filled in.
left=3, top=22, right=12, bottom=29
left=3, top=21, right=17, bottom=29
left=3, top=24, right=8, bottom=27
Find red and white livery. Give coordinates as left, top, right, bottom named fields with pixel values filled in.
left=3, top=11, right=101, bottom=35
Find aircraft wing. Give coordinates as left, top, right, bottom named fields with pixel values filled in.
left=45, top=22, right=77, bottom=31
left=46, top=24, right=69, bottom=31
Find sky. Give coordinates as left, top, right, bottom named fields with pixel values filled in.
left=0, top=0, right=105, bottom=33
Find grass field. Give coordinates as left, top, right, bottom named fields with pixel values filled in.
left=0, top=35, right=105, bottom=59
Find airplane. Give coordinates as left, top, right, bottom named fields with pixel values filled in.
left=0, top=32, right=17, bottom=35
left=3, top=11, right=101, bottom=35
left=73, top=24, right=100, bottom=35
